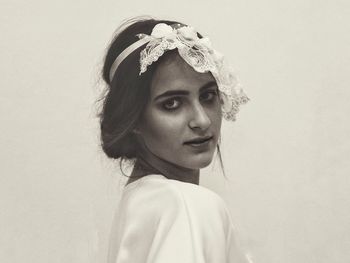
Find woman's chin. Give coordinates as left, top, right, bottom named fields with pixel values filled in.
left=181, top=141, right=217, bottom=169
left=185, top=153, right=214, bottom=169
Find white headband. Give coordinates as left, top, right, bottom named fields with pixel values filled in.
left=109, top=36, right=151, bottom=82
left=108, top=23, right=249, bottom=121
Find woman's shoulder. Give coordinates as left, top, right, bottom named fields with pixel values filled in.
left=123, top=174, right=225, bottom=202
left=121, top=174, right=187, bottom=212
left=120, top=174, right=230, bottom=221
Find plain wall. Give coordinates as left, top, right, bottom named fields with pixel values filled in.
left=1, top=0, right=349, bottom=262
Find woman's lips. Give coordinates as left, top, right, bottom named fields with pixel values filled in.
left=184, top=136, right=213, bottom=146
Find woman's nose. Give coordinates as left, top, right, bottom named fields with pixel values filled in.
left=188, top=103, right=211, bottom=131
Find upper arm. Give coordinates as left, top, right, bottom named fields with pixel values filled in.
left=112, top=182, right=195, bottom=263
left=110, top=180, right=238, bottom=263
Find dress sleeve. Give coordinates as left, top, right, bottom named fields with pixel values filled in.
left=109, top=179, right=251, bottom=263
left=110, top=182, right=203, bottom=263
left=144, top=184, right=200, bottom=263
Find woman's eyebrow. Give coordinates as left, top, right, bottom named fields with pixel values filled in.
left=154, top=80, right=217, bottom=101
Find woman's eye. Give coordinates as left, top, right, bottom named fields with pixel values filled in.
left=200, top=90, right=218, bottom=102
left=162, top=98, right=181, bottom=110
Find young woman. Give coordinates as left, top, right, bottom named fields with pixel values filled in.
left=98, top=16, right=251, bottom=263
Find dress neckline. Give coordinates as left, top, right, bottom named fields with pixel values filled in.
left=123, top=174, right=167, bottom=191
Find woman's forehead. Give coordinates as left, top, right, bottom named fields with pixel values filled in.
left=150, top=53, right=215, bottom=96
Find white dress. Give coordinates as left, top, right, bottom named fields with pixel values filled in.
left=108, top=174, right=251, bottom=263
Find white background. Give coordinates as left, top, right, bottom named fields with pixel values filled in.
left=1, top=0, right=349, bottom=262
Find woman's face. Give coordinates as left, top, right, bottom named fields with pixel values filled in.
left=137, top=53, right=222, bottom=170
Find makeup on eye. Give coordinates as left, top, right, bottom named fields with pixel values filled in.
left=153, top=80, right=218, bottom=102
left=159, top=89, right=218, bottom=111
left=199, top=89, right=218, bottom=102
left=161, top=97, right=182, bottom=111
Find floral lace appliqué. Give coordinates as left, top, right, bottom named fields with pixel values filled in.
left=137, top=23, right=249, bottom=121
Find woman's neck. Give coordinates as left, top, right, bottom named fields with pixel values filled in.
left=128, top=146, right=200, bottom=185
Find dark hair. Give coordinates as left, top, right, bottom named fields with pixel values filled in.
left=96, top=16, right=225, bottom=176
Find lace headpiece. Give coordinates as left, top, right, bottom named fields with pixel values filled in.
left=109, top=23, right=249, bottom=121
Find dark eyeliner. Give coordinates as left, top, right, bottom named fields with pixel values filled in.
left=160, top=97, right=182, bottom=111
left=200, top=89, right=218, bottom=102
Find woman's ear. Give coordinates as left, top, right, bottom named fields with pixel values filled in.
left=132, top=127, right=141, bottom=135
left=133, top=121, right=144, bottom=135
left=132, top=128, right=140, bottom=134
